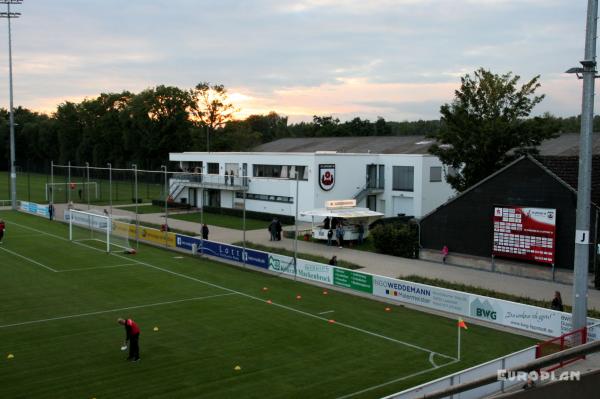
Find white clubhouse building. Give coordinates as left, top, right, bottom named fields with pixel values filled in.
left=168, top=136, right=455, bottom=221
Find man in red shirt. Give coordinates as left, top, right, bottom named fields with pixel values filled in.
left=0, top=220, right=5, bottom=244
left=117, top=318, right=140, bottom=361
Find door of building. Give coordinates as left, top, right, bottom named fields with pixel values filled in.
left=207, top=189, right=221, bottom=207
left=367, top=195, right=377, bottom=211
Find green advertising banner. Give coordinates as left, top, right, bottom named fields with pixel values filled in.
left=333, top=268, right=373, bottom=293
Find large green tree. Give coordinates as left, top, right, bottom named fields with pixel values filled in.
left=429, top=68, right=556, bottom=192
left=190, top=83, right=236, bottom=151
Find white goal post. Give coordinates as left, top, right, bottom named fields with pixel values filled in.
left=68, top=209, right=110, bottom=252
left=46, top=182, right=99, bottom=201
left=68, top=209, right=133, bottom=253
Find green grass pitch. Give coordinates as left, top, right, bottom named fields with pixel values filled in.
left=0, top=210, right=536, bottom=399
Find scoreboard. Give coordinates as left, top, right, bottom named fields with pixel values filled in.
left=492, top=206, right=556, bottom=264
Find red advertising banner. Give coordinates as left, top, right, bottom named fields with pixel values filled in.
left=492, top=206, right=556, bottom=264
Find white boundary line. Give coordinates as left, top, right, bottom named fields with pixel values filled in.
left=57, top=263, right=137, bottom=272
left=0, top=293, right=236, bottom=329
left=335, top=359, right=460, bottom=399
left=5, top=218, right=458, bottom=366
left=0, top=246, right=58, bottom=272
left=318, top=310, right=335, bottom=315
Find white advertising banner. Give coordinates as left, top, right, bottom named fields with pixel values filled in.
left=267, top=253, right=296, bottom=277
left=19, top=201, right=49, bottom=218
left=373, top=276, right=470, bottom=315
left=296, top=259, right=334, bottom=285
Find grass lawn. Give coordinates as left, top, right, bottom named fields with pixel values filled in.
left=0, top=210, right=536, bottom=399
left=118, top=204, right=166, bottom=214
left=170, top=211, right=270, bottom=231
left=0, top=171, right=164, bottom=206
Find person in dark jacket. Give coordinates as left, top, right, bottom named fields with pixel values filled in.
left=118, top=318, right=141, bottom=361
left=0, top=219, right=5, bottom=244
left=328, top=256, right=337, bottom=266
left=201, top=224, right=209, bottom=240
left=327, top=229, right=334, bottom=246
left=268, top=219, right=277, bottom=241
left=550, top=291, right=564, bottom=311
left=48, top=203, right=55, bottom=221
left=275, top=218, right=282, bottom=241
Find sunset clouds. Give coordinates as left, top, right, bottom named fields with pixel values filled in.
left=0, top=0, right=588, bottom=121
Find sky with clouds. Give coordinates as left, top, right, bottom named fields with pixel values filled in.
left=0, top=0, right=592, bottom=122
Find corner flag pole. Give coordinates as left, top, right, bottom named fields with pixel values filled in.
left=457, top=318, right=467, bottom=361
left=457, top=321, right=461, bottom=361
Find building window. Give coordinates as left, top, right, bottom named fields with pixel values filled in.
left=236, top=192, right=293, bottom=203
left=430, top=166, right=442, bottom=182
left=253, top=165, right=308, bottom=180
left=393, top=166, right=414, bottom=191
left=207, top=163, right=219, bottom=174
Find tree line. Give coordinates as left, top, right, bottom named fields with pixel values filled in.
left=0, top=76, right=593, bottom=181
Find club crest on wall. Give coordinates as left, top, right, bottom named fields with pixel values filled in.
left=319, top=164, right=335, bottom=191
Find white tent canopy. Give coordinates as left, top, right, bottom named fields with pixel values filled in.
left=301, top=207, right=384, bottom=219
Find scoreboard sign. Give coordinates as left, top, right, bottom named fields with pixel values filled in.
left=492, top=206, right=556, bottom=264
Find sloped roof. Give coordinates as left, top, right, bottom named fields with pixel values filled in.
left=252, top=136, right=434, bottom=154
left=537, top=132, right=600, bottom=156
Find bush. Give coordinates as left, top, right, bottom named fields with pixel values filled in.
left=371, top=223, right=418, bottom=258
left=202, top=206, right=295, bottom=225
left=151, top=200, right=191, bottom=210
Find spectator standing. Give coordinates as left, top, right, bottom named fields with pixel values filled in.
left=224, top=171, right=229, bottom=185
left=441, top=245, right=449, bottom=263
left=201, top=223, right=209, bottom=240
left=336, top=224, right=344, bottom=248
left=275, top=218, right=282, bottom=241
left=268, top=219, right=277, bottom=241
left=357, top=223, right=365, bottom=245
left=229, top=171, right=235, bottom=186
left=0, top=219, right=5, bottom=244
left=117, top=318, right=141, bottom=362
left=327, top=229, right=333, bottom=246
left=551, top=291, right=564, bottom=311
left=48, top=203, right=55, bottom=221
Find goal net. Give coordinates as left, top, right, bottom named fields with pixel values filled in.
left=46, top=182, right=99, bottom=202
left=68, top=209, right=133, bottom=253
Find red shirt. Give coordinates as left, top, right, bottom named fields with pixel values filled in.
left=126, top=319, right=140, bottom=336
left=0, top=222, right=5, bottom=232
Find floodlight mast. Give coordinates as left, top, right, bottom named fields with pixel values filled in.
left=567, top=0, right=599, bottom=331
left=0, top=0, right=22, bottom=210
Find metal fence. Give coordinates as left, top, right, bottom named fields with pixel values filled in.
left=383, top=346, right=537, bottom=399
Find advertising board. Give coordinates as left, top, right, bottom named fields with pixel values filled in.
left=493, top=206, right=556, bottom=264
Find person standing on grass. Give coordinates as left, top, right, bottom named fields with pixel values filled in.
left=48, top=203, right=55, bottom=221
left=201, top=223, right=209, bottom=240
left=551, top=291, right=564, bottom=311
left=327, top=228, right=333, bottom=246
left=118, top=318, right=141, bottom=362
left=0, top=219, right=5, bottom=244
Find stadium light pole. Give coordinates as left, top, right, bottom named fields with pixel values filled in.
left=67, top=161, right=71, bottom=204
left=1, top=0, right=22, bottom=210
left=132, top=164, right=139, bottom=249
left=107, top=163, right=112, bottom=215
left=50, top=160, right=54, bottom=204
left=161, top=165, right=168, bottom=241
left=85, top=162, right=90, bottom=210
left=293, top=169, right=300, bottom=279
left=568, top=0, right=599, bottom=331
